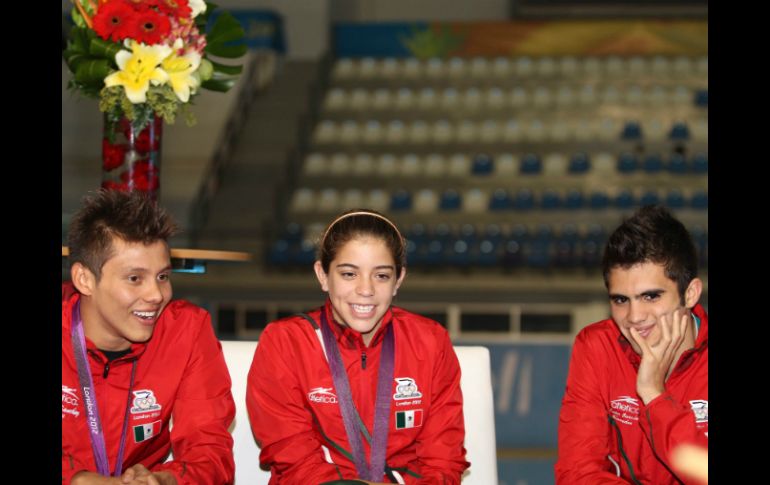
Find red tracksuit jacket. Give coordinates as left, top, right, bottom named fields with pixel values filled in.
left=556, top=304, right=709, bottom=484
left=62, top=288, right=236, bottom=484
left=246, top=301, right=469, bottom=484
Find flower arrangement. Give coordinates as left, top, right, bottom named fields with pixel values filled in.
left=63, top=0, right=246, bottom=132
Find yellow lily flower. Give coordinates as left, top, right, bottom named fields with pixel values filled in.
left=105, top=41, right=173, bottom=104
left=161, top=39, right=202, bottom=103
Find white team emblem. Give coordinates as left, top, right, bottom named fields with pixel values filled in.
left=62, top=385, right=80, bottom=419
left=130, top=389, right=162, bottom=414
left=308, top=387, right=338, bottom=404
left=393, top=377, right=422, bottom=400
left=690, top=400, right=708, bottom=423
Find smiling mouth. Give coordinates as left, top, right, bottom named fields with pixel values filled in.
left=351, top=304, right=375, bottom=316
left=133, top=310, right=159, bottom=321
left=635, top=324, right=655, bottom=338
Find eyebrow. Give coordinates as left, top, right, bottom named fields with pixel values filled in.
left=125, top=265, right=173, bottom=273
left=608, top=288, right=666, bottom=300
left=335, top=263, right=395, bottom=270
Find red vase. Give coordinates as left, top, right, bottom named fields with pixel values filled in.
left=101, top=115, right=163, bottom=201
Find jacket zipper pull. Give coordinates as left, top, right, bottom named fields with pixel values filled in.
left=361, top=351, right=367, bottom=370
left=103, top=362, right=111, bottom=379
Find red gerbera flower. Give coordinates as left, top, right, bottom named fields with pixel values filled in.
left=92, top=1, right=137, bottom=42
left=129, top=8, right=172, bottom=45
left=155, top=0, right=192, bottom=20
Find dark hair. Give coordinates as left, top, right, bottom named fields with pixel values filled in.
left=67, top=190, right=178, bottom=279
left=602, top=205, right=698, bottom=300
left=317, top=209, right=406, bottom=277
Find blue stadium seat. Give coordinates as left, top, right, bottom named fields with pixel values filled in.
left=669, top=122, right=690, bottom=141
left=267, top=239, right=291, bottom=266
left=668, top=154, right=688, bottom=174
left=568, top=152, right=591, bottom=174
left=474, top=239, right=499, bottom=267
left=617, top=153, right=639, bottom=174
left=489, top=189, right=512, bottom=210
left=513, top=189, right=535, bottom=210
left=471, top=154, right=494, bottom=175
left=405, top=239, right=421, bottom=266
left=642, top=154, right=664, bottom=173
left=520, top=154, right=542, bottom=174
left=406, top=223, right=428, bottom=246
left=281, top=222, right=303, bottom=243
left=565, top=189, right=584, bottom=209
left=295, top=240, right=317, bottom=266
left=525, top=240, right=552, bottom=269
left=554, top=224, right=580, bottom=268
left=694, top=89, right=708, bottom=108
left=433, top=223, right=453, bottom=243
left=541, top=189, right=562, bottom=210
left=510, top=224, right=530, bottom=242
left=614, top=189, right=636, bottom=209
left=423, top=240, right=445, bottom=266
left=579, top=240, right=602, bottom=268
left=692, top=154, right=708, bottom=174
left=621, top=121, right=643, bottom=140
left=390, top=189, right=412, bottom=211
left=483, top=224, right=504, bottom=245
left=447, top=240, right=471, bottom=267
left=691, top=191, right=708, bottom=210
left=501, top=239, right=523, bottom=269
left=665, top=190, right=686, bottom=209
left=458, top=223, right=477, bottom=243
left=439, top=189, right=462, bottom=211
left=589, top=191, right=610, bottom=210
left=640, top=190, right=660, bottom=207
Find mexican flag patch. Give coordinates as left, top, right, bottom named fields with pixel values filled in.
left=396, top=409, right=423, bottom=429
left=133, top=420, right=161, bottom=443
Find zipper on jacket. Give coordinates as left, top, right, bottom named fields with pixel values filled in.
left=103, top=362, right=111, bottom=379
left=361, top=351, right=367, bottom=370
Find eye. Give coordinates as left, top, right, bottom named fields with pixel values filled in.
left=642, top=293, right=660, bottom=302
left=610, top=296, right=628, bottom=305
left=157, top=272, right=170, bottom=282
left=340, top=271, right=356, bottom=279
left=375, top=273, right=392, bottom=281
left=128, top=275, right=140, bottom=283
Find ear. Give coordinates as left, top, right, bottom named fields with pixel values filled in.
left=71, top=262, right=97, bottom=297
left=314, top=261, right=329, bottom=292
left=684, top=278, right=703, bottom=309
left=392, top=267, right=407, bottom=297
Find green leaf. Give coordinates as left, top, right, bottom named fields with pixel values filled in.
left=71, top=8, right=86, bottom=29
left=75, top=60, right=112, bottom=85
left=209, top=60, right=243, bottom=75
left=207, top=11, right=245, bottom=45
left=89, top=38, right=123, bottom=62
left=206, top=43, right=247, bottom=58
left=201, top=78, right=236, bottom=92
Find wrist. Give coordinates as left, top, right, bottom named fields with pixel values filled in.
left=637, top=386, right=664, bottom=405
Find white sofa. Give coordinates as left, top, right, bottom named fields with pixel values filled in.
left=221, top=341, right=497, bottom=484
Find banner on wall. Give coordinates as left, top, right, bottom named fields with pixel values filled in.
left=333, top=20, right=707, bottom=58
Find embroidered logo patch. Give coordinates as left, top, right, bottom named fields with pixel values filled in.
left=393, top=378, right=422, bottom=400
left=609, top=396, right=640, bottom=425
left=130, top=390, right=162, bottom=414
left=62, top=385, right=80, bottom=419
left=690, top=400, right=708, bottom=423
left=133, top=420, right=161, bottom=443
left=395, top=409, right=423, bottom=429
left=308, top=387, right=338, bottom=404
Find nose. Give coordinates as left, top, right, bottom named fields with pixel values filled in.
left=356, top=277, right=374, bottom=297
left=144, top=279, right=165, bottom=304
left=627, top=301, right=646, bottom=324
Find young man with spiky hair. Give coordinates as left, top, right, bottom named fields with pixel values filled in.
left=62, top=190, right=235, bottom=485
left=556, top=206, right=708, bottom=484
